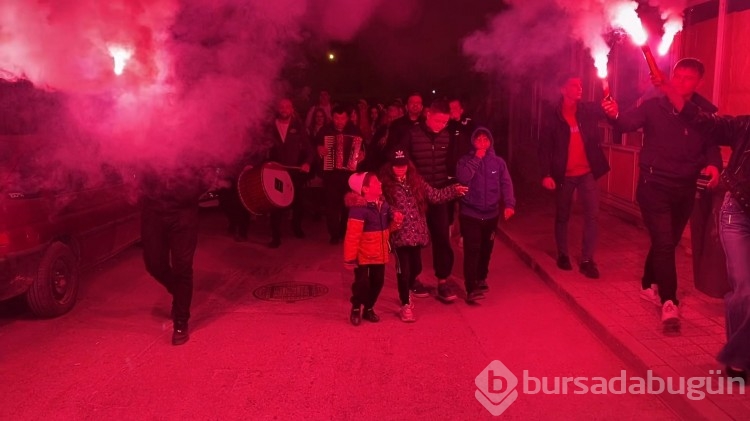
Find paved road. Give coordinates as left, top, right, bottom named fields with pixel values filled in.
left=0, top=209, right=677, bottom=420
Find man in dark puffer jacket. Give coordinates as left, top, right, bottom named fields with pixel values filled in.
left=395, top=99, right=458, bottom=302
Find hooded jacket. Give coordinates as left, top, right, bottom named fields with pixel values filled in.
left=456, top=127, right=516, bottom=220
left=343, top=192, right=399, bottom=265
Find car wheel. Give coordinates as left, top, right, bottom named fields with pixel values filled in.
left=26, top=242, right=80, bottom=318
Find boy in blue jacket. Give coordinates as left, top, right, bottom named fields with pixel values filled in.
left=456, top=127, right=516, bottom=302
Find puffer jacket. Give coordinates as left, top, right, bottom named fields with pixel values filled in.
left=456, top=127, right=516, bottom=220
left=382, top=177, right=462, bottom=248
left=343, top=193, right=399, bottom=265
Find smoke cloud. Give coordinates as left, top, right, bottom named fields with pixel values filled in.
left=0, top=0, right=383, bottom=196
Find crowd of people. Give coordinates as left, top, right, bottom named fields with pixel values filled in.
left=134, top=60, right=749, bottom=384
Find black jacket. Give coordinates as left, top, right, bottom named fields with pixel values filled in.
left=447, top=115, right=476, bottom=177
left=615, top=94, right=722, bottom=186
left=398, top=122, right=451, bottom=188
left=538, top=100, right=610, bottom=185
left=681, top=102, right=750, bottom=199
left=266, top=118, right=313, bottom=167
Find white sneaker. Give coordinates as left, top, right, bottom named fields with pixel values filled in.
left=661, top=300, right=680, bottom=324
left=400, top=303, right=416, bottom=322
left=640, top=284, right=660, bottom=306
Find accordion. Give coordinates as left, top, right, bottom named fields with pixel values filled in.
left=323, top=134, right=363, bottom=171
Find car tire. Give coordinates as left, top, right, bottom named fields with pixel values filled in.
left=26, top=242, right=80, bottom=318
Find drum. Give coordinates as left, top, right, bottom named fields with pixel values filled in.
left=237, top=162, right=295, bottom=215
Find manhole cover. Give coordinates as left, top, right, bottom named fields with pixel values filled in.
left=253, top=282, right=329, bottom=302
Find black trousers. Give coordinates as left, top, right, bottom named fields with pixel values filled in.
left=270, top=175, right=306, bottom=241
left=322, top=171, right=350, bottom=240
left=218, top=182, right=249, bottom=237
left=351, top=264, right=386, bottom=309
left=460, top=215, right=498, bottom=293
left=141, top=206, right=199, bottom=324
left=636, top=178, right=695, bottom=306
left=426, top=201, right=454, bottom=279
left=395, top=246, right=423, bottom=305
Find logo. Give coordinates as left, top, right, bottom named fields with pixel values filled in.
left=394, top=150, right=405, bottom=159
left=475, top=360, right=519, bottom=416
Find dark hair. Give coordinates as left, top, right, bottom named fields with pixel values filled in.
left=331, top=105, right=348, bottom=116
left=406, top=92, right=423, bottom=102
left=380, top=160, right=428, bottom=215
left=674, top=58, right=705, bottom=78
left=556, top=73, right=581, bottom=87
left=427, top=98, right=450, bottom=114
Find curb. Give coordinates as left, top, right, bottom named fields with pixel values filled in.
left=495, top=225, right=725, bottom=421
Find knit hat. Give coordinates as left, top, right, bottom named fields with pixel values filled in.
left=348, top=172, right=368, bottom=194
left=390, top=148, right=409, bottom=166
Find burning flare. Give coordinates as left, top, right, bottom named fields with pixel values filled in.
left=107, top=45, right=133, bottom=76
left=611, top=3, right=648, bottom=46
left=658, top=17, right=682, bottom=55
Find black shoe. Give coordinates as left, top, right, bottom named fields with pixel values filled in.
left=726, top=366, right=747, bottom=383
left=362, top=308, right=380, bottom=323
left=350, top=307, right=362, bottom=326
left=410, top=280, right=430, bottom=298
left=172, top=322, right=189, bottom=346
left=579, top=260, right=600, bottom=279
left=293, top=227, right=305, bottom=239
left=476, top=279, right=489, bottom=292
left=467, top=290, right=486, bottom=302
left=557, top=254, right=573, bottom=271
left=268, top=239, right=281, bottom=248
left=437, top=282, right=457, bottom=303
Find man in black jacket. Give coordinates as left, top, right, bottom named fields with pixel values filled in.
left=138, top=159, right=213, bottom=346
left=396, top=98, right=457, bottom=302
left=539, top=76, right=611, bottom=279
left=603, top=58, right=721, bottom=330
left=266, top=98, right=313, bottom=248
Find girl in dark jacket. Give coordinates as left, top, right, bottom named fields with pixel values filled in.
left=456, top=127, right=516, bottom=302
left=380, top=149, right=467, bottom=321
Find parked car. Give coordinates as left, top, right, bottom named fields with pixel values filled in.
left=0, top=79, right=141, bottom=317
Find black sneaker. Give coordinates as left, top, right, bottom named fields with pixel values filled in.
left=349, top=307, right=362, bottom=326
left=362, top=308, right=380, bottom=323
left=466, top=290, right=486, bottom=303
left=410, top=281, right=430, bottom=298
left=579, top=260, right=600, bottom=279
left=476, top=279, right=489, bottom=292
left=172, top=322, right=189, bottom=346
left=557, top=254, right=573, bottom=271
left=437, top=282, right=457, bottom=302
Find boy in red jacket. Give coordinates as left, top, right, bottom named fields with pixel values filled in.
left=344, top=172, right=403, bottom=325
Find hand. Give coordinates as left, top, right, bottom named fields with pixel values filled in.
left=541, top=176, right=556, bottom=190
left=300, top=163, right=311, bottom=173
left=317, top=145, right=327, bottom=158
left=475, top=148, right=487, bottom=158
left=602, top=99, right=619, bottom=119
left=454, top=185, right=469, bottom=196
left=344, top=262, right=357, bottom=271
left=392, top=211, right=404, bottom=225
left=504, top=208, right=515, bottom=220
left=702, top=165, right=720, bottom=189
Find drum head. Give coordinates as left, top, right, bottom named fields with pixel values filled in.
left=262, top=166, right=294, bottom=208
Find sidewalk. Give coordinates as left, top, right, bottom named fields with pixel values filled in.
left=494, top=189, right=749, bottom=420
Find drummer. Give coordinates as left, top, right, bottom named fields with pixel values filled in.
left=265, top=98, right=314, bottom=248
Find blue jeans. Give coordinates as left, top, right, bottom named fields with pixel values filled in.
left=717, top=193, right=750, bottom=371
left=555, top=173, right=599, bottom=261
